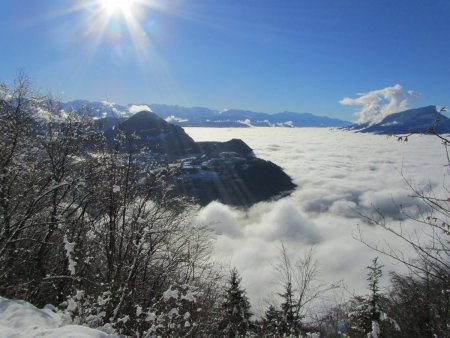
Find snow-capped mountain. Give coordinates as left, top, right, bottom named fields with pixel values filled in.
left=60, top=100, right=350, bottom=128
left=346, top=106, right=450, bottom=134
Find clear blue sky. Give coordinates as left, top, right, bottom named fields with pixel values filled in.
left=1, top=0, right=449, bottom=121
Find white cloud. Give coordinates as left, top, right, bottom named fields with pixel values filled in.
left=238, top=119, right=253, bottom=127
left=165, top=115, right=189, bottom=123
left=248, top=200, right=321, bottom=243
left=128, top=104, right=152, bottom=114
left=186, top=127, right=445, bottom=312
left=340, top=84, right=421, bottom=124
left=196, top=202, right=243, bottom=237
left=101, top=100, right=115, bottom=106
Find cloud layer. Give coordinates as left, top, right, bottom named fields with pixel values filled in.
left=340, top=84, right=421, bottom=124
left=186, top=127, right=445, bottom=312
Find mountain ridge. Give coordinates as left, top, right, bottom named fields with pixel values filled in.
left=103, top=110, right=296, bottom=206
left=60, top=100, right=350, bottom=128
left=345, top=105, right=450, bottom=134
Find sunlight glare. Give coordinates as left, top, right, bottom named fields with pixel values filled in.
left=101, top=0, right=135, bottom=15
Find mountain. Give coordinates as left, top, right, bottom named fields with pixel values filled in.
left=60, top=100, right=350, bottom=128
left=150, top=106, right=351, bottom=128
left=104, top=110, right=296, bottom=206
left=105, top=111, right=198, bottom=156
left=345, top=106, right=450, bottom=134
left=270, top=111, right=350, bottom=127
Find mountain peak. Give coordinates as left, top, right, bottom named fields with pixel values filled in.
left=346, top=105, right=449, bottom=134
left=105, top=108, right=197, bottom=155
left=127, top=110, right=161, bottom=122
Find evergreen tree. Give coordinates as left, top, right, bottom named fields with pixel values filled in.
left=263, top=304, right=283, bottom=337
left=347, top=258, right=386, bottom=338
left=347, top=295, right=374, bottom=337
left=280, top=281, right=301, bottom=337
left=221, top=268, right=252, bottom=337
left=367, top=257, right=383, bottom=338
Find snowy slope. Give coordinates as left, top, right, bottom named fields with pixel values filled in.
left=0, top=297, right=118, bottom=338
left=346, top=106, right=450, bottom=134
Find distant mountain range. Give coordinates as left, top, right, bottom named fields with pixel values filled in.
left=60, top=100, right=350, bottom=128
left=345, top=106, right=450, bottom=134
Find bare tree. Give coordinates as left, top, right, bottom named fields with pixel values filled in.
left=0, top=75, right=223, bottom=336
left=354, top=109, right=449, bottom=282
left=0, top=73, right=50, bottom=296
left=353, top=106, right=450, bottom=337
left=274, top=243, right=335, bottom=336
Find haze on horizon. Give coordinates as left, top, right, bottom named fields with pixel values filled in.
left=1, top=0, right=450, bottom=122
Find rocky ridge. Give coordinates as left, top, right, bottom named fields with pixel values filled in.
left=106, top=111, right=296, bottom=206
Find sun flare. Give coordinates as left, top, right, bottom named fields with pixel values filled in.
left=100, top=0, right=136, bottom=15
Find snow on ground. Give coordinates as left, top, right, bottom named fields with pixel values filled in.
left=0, top=297, right=118, bottom=338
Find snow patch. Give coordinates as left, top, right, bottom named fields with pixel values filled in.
left=129, top=104, right=152, bottom=114
left=163, top=286, right=179, bottom=301
left=0, top=297, right=118, bottom=338
left=63, top=235, right=76, bottom=275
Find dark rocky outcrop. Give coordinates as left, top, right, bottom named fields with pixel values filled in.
left=105, top=111, right=296, bottom=206
left=105, top=111, right=197, bottom=156
left=194, top=139, right=254, bottom=157
left=172, top=157, right=295, bottom=207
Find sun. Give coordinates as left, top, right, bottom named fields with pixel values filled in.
left=73, top=0, right=160, bottom=71
left=100, top=0, right=136, bottom=15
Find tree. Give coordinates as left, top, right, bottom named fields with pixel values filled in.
left=356, top=107, right=449, bottom=277
left=346, top=295, right=373, bottom=338
left=279, top=280, right=301, bottom=336
left=220, top=268, right=252, bottom=337
left=275, top=244, right=334, bottom=337
left=354, top=107, right=450, bottom=337
left=0, top=75, right=222, bottom=336
left=367, top=257, right=383, bottom=338
left=346, top=258, right=399, bottom=338
left=0, top=74, right=41, bottom=293
left=262, top=304, right=283, bottom=337
left=386, top=266, right=449, bottom=338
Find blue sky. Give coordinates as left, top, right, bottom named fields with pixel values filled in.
left=1, top=0, right=449, bottom=121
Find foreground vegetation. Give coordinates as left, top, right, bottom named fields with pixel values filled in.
left=0, top=75, right=448, bottom=337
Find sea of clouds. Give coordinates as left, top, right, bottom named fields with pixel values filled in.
left=185, top=127, right=447, bottom=313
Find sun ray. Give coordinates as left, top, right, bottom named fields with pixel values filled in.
left=31, top=0, right=188, bottom=103
left=100, top=0, right=135, bottom=15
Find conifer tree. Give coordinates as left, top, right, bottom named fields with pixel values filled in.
left=263, top=304, right=283, bottom=337
left=280, top=281, right=301, bottom=337
left=221, top=268, right=252, bottom=337
left=367, top=257, right=383, bottom=338
left=348, top=258, right=385, bottom=338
